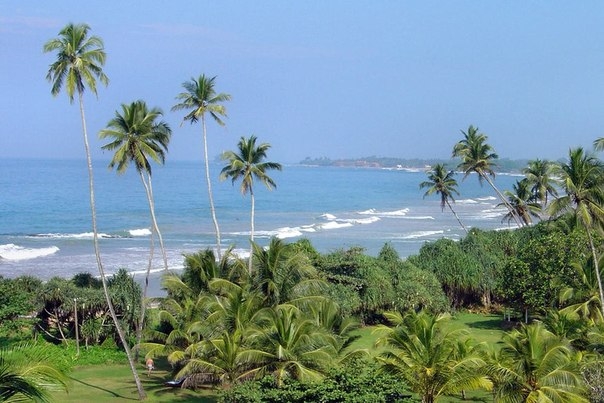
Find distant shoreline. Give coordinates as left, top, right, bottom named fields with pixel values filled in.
left=299, top=156, right=531, bottom=173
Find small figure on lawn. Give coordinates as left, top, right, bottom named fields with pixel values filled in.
left=146, top=357, right=154, bottom=376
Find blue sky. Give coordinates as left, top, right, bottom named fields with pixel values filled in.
left=1, top=2, right=604, bottom=163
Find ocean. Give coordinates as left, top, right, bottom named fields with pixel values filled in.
left=0, top=158, right=521, bottom=295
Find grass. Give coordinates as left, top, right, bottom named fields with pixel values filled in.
left=52, top=361, right=218, bottom=402
left=50, top=313, right=508, bottom=402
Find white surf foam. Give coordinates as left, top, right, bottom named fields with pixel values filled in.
left=320, top=221, right=354, bottom=230
left=129, top=228, right=152, bottom=237
left=275, top=227, right=304, bottom=239
left=0, top=244, right=59, bottom=261
left=35, top=232, right=115, bottom=239
left=358, top=208, right=409, bottom=216
left=399, top=230, right=444, bottom=240
left=320, top=213, right=337, bottom=220
left=339, top=216, right=381, bottom=225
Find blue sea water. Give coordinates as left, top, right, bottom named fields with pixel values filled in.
left=0, top=158, right=520, bottom=294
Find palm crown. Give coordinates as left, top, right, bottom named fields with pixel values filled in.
left=44, top=23, right=108, bottom=101
left=99, top=100, right=171, bottom=175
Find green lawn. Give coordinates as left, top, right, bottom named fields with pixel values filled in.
left=51, top=313, right=508, bottom=402
left=52, top=363, right=218, bottom=402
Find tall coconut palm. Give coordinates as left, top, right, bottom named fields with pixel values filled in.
left=375, top=310, right=491, bottom=403
left=487, top=322, right=587, bottom=402
left=523, top=159, right=559, bottom=210
left=452, top=125, right=522, bottom=227
left=497, top=178, right=541, bottom=226
left=99, top=99, right=172, bottom=355
left=44, top=23, right=146, bottom=399
left=172, top=75, right=231, bottom=260
left=220, top=135, right=282, bottom=273
left=549, top=147, right=604, bottom=318
left=419, top=163, right=468, bottom=233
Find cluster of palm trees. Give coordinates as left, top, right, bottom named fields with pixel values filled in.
left=139, top=239, right=357, bottom=389
left=376, top=310, right=590, bottom=403
left=423, top=125, right=604, bottom=317
left=43, top=22, right=281, bottom=399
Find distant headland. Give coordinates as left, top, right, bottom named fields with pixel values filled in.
left=299, top=156, right=530, bottom=173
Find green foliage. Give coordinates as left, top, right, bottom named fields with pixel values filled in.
left=0, top=342, right=70, bottom=402
left=218, top=359, right=415, bottom=403
left=318, top=247, right=395, bottom=323
left=0, top=276, right=41, bottom=338
left=410, top=238, right=481, bottom=308
left=498, top=229, right=586, bottom=315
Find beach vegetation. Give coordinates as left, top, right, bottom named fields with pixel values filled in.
left=172, top=75, right=231, bottom=260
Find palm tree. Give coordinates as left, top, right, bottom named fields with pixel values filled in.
left=549, top=147, right=604, bottom=318
left=99, top=99, right=172, bottom=356
left=172, top=75, right=231, bottom=260
left=251, top=238, right=326, bottom=307
left=419, top=163, right=468, bottom=233
left=375, top=310, right=491, bottom=403
left=452, top=125, right=522, bottom=227
left=487, top=322, right=587, bottom=402
left=245, top=304, right=339, bottom=386
left=44, top=23, right=146, bottom=399
left=0, top=343, right=68, bottom=402
left=498, top=179, right=541, bottom=226
left=220, top=135, right=282, bottom=273
left=523, top=159, right=559, bottom=210
left=560, top=257, right=604, bottom=325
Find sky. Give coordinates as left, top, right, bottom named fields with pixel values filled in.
left=1, top=2, right=604, bottom=164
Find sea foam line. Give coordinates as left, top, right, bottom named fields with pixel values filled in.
left=0, top=243, right=59, bottom=261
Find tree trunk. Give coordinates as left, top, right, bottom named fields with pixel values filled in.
left=202, top=115, right=222, bottom=260
left=249, top=186, right=255, bottom=274
left=78, top=93, right=146, bottom=400
left=446, top=200, right=468, bottom=233
left=586, top=229, right=604, bottom=318
left=144, top=173, right=168, bottom=271
left=136, top=171, right=167, bottom=360
left=482, top=173, right=523, bottom=228
left=74, top=299, right=80, bottom=356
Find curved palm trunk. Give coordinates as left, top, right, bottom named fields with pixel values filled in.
left=481, top=173, right=523, bottom=228
left=586, top=229, right=604, bottom=318
left=248, top=186, right=255, bottom=274
left=78, top=93, right=146, bottom=400
left=445, top=200, right=468, bottom=233
left=202, top=115, right=222, bottom=260
left=134, top=172, right=159, bottom=359
left=141, top=172, right=168, bottom=270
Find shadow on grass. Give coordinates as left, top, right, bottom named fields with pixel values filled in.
left=465, top=318, right=503, bottom=330
left=69, top=376, right=137, bottom=401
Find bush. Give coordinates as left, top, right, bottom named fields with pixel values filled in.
left=219, top=359, right=415, bottom=403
